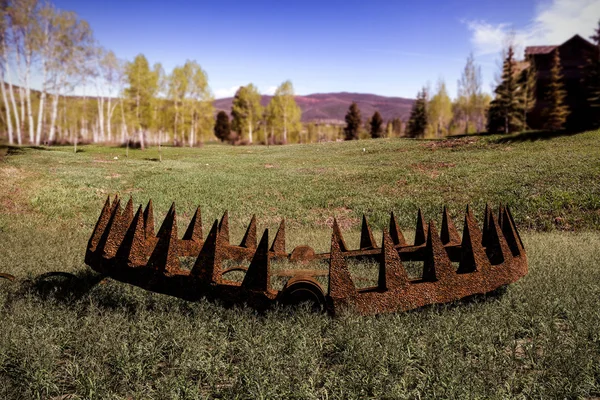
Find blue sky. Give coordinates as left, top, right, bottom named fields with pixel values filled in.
left=52, top=0, right=600, bottom=99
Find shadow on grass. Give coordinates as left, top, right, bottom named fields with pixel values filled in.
left=494, top=129, right=588, bottom=144
left=2, top=268, right=510, bottom=319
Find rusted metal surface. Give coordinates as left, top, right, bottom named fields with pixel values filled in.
left=85, top=196, right=528, bottom=315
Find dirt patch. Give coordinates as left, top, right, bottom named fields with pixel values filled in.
left=422, top=137, right=478, bottom=150
left=316, top=207, right=359, bottom=230
left=92, top=158, right=114, bottom=163
left=264, top=164, right=275, bottom=169
left=105, top=173, right=122, bottom=179
left=411, top=162, right=456, bottom=179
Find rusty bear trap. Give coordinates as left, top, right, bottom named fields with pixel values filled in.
left=85, top=196, right=527, bottom=315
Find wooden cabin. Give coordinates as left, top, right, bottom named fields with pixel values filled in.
left=525, top=35, right=598, bottom=130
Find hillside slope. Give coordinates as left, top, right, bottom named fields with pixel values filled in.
left=214, top=92, right=414, bottom=124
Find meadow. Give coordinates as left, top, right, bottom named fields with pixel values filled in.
left=1, top=130, right=599, bottom=399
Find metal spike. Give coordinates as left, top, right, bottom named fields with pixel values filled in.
left=156, top=203, right=176, bottom=238
left=123, top=197, right=134, bottom=226
left=378, top=230, right=409, bottom=290
left=218, top=211, right=229, bottom=244
left=389, top=211, right=407, bottom=246
left=88, top=196, right=112, bottom=252
left=240, top=215, right=257, bottom=249
left=414, top=208, right=427, bottom=246
left=457, top=209, right=490, bottom=273
left=270, top=219, right=286, bottom=253
left=182, top=206, right=203, bottom=241
left=111, top=194, right=120, bottom=210
left=503, top=206, right=524, bottom=254
left=482, top=203, right=492, bottom=246
left=190, top=220, right=222, bottom=282
left=328, top=226, right=356, bottom=297
left=332, top=218, right=349, bottom=252
left=360, top=214, right=378, bottom=249
left=498, top=203, right=505, bottom=230
left=241, top=229, right=270, bottom=291
left=103, top=199, right=128, bottom=258
left=486, top=213, right=513, bottom=265
left=116, top=205, right=148, bottom=267
left=147, top=204, right=180, bottom=274
left=143, top=200, right=155, bottom=239
left=422, top=221, right=454, bottom=281
left=440, top=206, right=461, bottom=245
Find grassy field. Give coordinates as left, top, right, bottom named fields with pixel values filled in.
left=1, top=130, right=599, bottom=399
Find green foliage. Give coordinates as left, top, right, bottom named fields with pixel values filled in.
left=583, top=20, right=600, bottom=128
left=456, top=53, right=486, bottom=133
left=231, top=84, right=263, bottom=144
left=214, top=111, right=230, bottom=142
left=544, top=49, right=569, bottom=131
left=428, top=79, right=452, bottom=137
left=488, top=46, right=524, bottom=134
left=125, top=54, right=160, bottom=134
left=266, top=81, right=301, bottom=144
left=518, top=58, right=537, bottom=129
left=343, top=102, right=361, bottom=140
left=406, top=88, right=428, bottom=138
left=370, top=111, right=384, bottom=138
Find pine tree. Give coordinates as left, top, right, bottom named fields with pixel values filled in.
left=370, top=111, right=384, bottom=138
left=488, top=46, right=524, bottom=133
left=344, top=102, right=361, bottom=140
left=406, top=88, right=428, bottom=138
left=544, top=49, right=569, bottom=131
left=518, top=58, right=537, bottom=130
left=214, top=111, right=230, bottom=142
left=583, top=19, right=600, bottom=128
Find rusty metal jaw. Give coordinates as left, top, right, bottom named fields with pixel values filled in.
left=85, top=196, right=527, bottom=315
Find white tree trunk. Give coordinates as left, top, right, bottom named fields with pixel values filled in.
left=248, top=119, right=253, bottom=144
left=138, top=128, right=144, bottom=150
left=107, top=97, right=113, bottom=143
left=48, top=93, right=59, bottom=143
left=1, top=72, right=13, bottom=144
left=4, top=60, right=21, bottom=145
left=24, top=53, right=35, bottom=145
left=35, top=66, right=48, bottom=145
left=97, top=97, right=105, bottom=142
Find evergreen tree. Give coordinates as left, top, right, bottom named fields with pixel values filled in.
left=370, top=111, right=384, bottom=138
left=487, top=46, right=523, bottom=133
left=544, top=49, right=569, bottom=131
left=214, top=111, right=230, bottom=142
left=518, top=57, right=537, bottom=130
left=583, top=19, right=600, bottom=128
left=406, top=88, right=428, bottom=138
left=344, top=102, right=361, bottom=140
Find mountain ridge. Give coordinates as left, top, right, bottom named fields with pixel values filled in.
left=214, top=92, right=414, bottom=124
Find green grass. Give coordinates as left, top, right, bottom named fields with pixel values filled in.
left=1, top=130, right=600, bottom=399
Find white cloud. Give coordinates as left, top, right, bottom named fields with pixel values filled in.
left=466, top=0, right=600, bottom=55
left=214, top=86, right=240, bottom=99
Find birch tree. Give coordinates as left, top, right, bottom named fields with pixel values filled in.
left=46, top=11, right=93, bottom=144
left=124, top=54, right=159, bottom=149
left=269, top=80, right=301, bottom=144
left=231, top=83, right=262, bottom=144
left=7, top=0, right=41, bottom=144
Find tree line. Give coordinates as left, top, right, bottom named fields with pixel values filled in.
left=0, top=0, right=308, bottom=148
left=0, top=0, right=598, bottom=147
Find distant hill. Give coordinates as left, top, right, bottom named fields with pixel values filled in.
left=214, top=92, right=414, bottom=124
